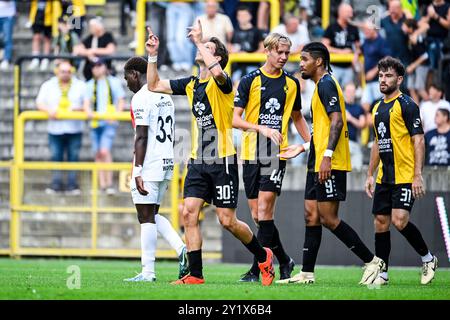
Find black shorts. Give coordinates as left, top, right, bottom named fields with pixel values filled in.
left=32, top=23, right=52, bottom=38
left=242, top=159, right=286, bottom=199
left=304, top=170, right=347, bottom=202
left=372, top=183, right=415, bottom=214
left=183, top=156, right=238, bottom=208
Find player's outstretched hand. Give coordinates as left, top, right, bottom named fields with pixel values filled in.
left=278, top=144, right=304, bottom=159
left=318, top=156, right=332, bottom=183
left=365, top=175, right=375, bottom=198
left=145, top=26, right=159, bottom=56
left=260, top=126, right=283, bottom=145
left=187, top=19, right=203, bottom=45
left=135, top=176, right=148, bottom=196
left=412, top=174, right=425, bottom=199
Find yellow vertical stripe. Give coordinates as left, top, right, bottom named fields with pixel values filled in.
left=185, top=80, right=198, bottom=159
left=206, top=80, right=236, bottom=158
left=280, top=77, right=298, bottom=160
left=391, top=101, right=415, bottom=184
left=241, top=75, right=261, bottom=160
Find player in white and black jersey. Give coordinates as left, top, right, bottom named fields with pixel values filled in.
left=123, top=57, right=189, bottom=282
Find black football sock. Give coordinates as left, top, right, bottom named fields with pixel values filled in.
left=399, top=222, right=429, bottom=256
left=302, top=225, right=322, bottom=273
left=187, top=249, right=203, bottom=278
left=331, top=220, right=374, bottom=263
left=271, top=223, right=290, bottom=265
left=243, top=234, right=267, bottom=265
left=375, top=231, right=391, bottom=271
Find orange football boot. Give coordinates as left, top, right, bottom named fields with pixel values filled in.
left=258, top=247, right=275, bottom=286
left=171, top=274, right=205, bottom=285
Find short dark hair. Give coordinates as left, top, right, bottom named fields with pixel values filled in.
left=302, top=42, right=332, bottom=73
left=377, top=56, right=405, bottom=77
left=236, top=5, right=251, bottom=13
left=437, top=108, right=450, bottom=121
left=124, top=56, right=147, bottom=75
left=209, top=37, right=229, bottom=69
left=404, top=18, right=418, bottom=30
left=429, top=82, right=443, bottom=92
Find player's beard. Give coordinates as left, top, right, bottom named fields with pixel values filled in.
left=380, top=82, right=398, bottom=95
left=301, top=71, right=311, bottom=80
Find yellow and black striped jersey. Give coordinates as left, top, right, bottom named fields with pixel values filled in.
left=170, top=75, right=236, bottom=160
left=307, top=74, right=351, bottom=172
left=234, top=68, right=301, bottom=160
left=372, top=93, right=424, bottom=184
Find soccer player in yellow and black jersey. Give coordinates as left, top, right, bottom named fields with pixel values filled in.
left=144, top=21, right=275, bottom=286
left=278, top=42, right=385, bottom=285
left=233, top=33, right=311, bottom=283
left=365, top=57, right=437, bottom=285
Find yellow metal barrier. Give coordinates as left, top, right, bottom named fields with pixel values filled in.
left=136, top=0, right=281, bottom=56
left=7, top=110, right=186, bottom=258
left=225, top=53, right=365, bottom=85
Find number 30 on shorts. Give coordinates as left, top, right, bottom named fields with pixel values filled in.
left=216, top=184, right=232, bottom=200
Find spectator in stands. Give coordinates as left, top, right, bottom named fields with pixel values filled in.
left=230, top=6, right=265, bottom=87
left=36, top=60, right=86, bottom=195
left=360, top=21, right=392, bottom=116
left=53, top=15, right=80, bottom=57
left=0, top=0, right=16, bottom=70
left=198, top=0, right=233, bottom=50
left=272, top=14, right=310, bottom=73
left=166, top=2, right=194, bottom=72
left=349, top=0, right=384, bottom=23
left=344, top=82, right=366, bottom=170
left=381, top=0, right=409, bottom=68
left=420, top=0, right=450, bottom=70
left=61, top=0, right=86, bottom=38
left=120, top=0, right=136, bottom=36
left=402, top=18, right=430, bottom=104
left=73, top=17, right=116, bottom=81
left=84, top=58, right=125, bottom=195
left=322, top=3, right=360, bottom=87
left=420, top=83, right=450, bottom=133
left=28, top=0, right=59, bottom=71
left=425, top=107, right=450, bottom=166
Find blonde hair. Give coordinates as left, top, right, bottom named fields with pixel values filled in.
left=263, top=33, right=292, bottom=51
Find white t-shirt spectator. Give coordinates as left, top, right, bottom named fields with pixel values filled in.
left=36, top=77, right=86, bottom=135
left=419, top=99, right=450, bottom=133
left=198, top=13, right=234, bottom=45
left=0, top=1, right=16, bottom=18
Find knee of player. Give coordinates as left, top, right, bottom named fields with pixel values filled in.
left=219, top=215, right=236, bottom=230
left=374, top=215, right=390, bottom=231
left=391, top=215, right=408, bottom=231
left=137, top=213, right=154, bottom=224
left=319, top=216, right=338, bottom=230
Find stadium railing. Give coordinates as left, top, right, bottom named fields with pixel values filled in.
left=5, top=55, right=186, bottom=259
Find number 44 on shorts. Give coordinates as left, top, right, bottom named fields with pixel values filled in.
left=269, top=169, right=283, bottom=184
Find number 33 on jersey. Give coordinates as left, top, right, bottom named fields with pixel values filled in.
left=131, top=85, right=175, bottom=181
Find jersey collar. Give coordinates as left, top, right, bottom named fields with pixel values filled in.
left=260, top=67, right=282, bottom=78
left=383, top=91, right=402, bottom=103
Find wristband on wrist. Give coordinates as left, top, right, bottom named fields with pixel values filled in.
left=148, top=55, right=158, bottom=63
left=133, top=165, right=143, bottom=178
left=324, top=149, right=333, bottom=158
left=302, top=142, right=311, bottom=151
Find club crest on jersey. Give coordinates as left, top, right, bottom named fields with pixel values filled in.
left=265, top=98, right=280, bottom=113
left=378, top=121, right=387, bottom=138
left=194, top=102, right=206, bottom=115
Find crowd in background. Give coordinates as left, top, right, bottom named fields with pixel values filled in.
left=0, top=0, right=448, bottom=177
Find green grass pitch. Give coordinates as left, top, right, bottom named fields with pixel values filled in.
left=0, top=258, right=449, bottom=300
